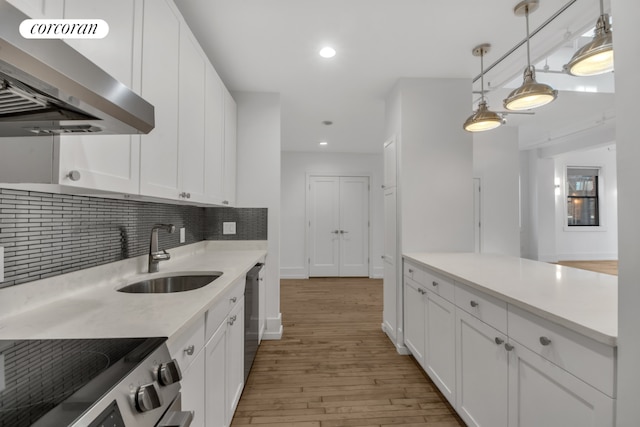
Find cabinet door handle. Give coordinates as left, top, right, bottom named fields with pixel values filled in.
left=494, top=337, right=504, bottom=345
left=432, top=281, right=438, bottom=287
left=228, top=315, right=237, bottom=325
left=230, top=296, right=237, bottom=303
left=223, top=200, right=229, bottom=205
left=470, top=300, right=479, bottom=308
left=418, top=288, right=426, bottom=295
left=408, top=268, right=414, bottom=273
left=539, top=336, right=552, bottom=346
left=183, top=345, right=195, bottom=356
left=504, top=343, right=514, bottom=352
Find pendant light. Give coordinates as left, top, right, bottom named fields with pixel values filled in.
left=564, top=0, right=613, bottom=76
left=504, top=0, right=557, bottom=111
left=464, top=44, right=503, bottom=132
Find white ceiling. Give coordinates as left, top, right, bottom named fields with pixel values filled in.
left=174, top=0, right=615, bottom=154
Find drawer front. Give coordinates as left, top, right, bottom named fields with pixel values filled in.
left=168, top=316, right=205, bottom=372
left=423, top=268, right=455, bottom=302
left=508, top=305, right=615, bottom=398
left=455, top=283, right=507, bottom=333
left=403, top=260, right=424, bottom=284
left=206, top=277, right=245, bottom=341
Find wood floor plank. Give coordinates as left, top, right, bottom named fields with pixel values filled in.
left=230, top=278, right=464, bottom=427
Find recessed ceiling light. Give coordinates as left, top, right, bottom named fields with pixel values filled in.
left=319, top=141, right=328, bottom=146
left=319, top=47, right=336, bottom=58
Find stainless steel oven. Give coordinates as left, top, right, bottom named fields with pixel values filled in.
left=0, top=337, right=193, bottom=427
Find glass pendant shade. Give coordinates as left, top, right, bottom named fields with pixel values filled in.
left=504, top=66, right=558, bottom=110
left=565, top=14, right=613, bottom=76
left=464, top=100, right=503, bottom=132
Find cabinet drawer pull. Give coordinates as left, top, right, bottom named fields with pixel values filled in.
left=228, top=315, right=237, bottom=325
left=504, top=343, right=514, bottom=352
left=408, top=268, right=414, bottom=273
left=539, top=336, right=552, bottom=346
left=183, top=345, right=195, bottom=356
left=418, top=288, right=426, bottom=295
left=432, top=281, right=438, bottom=287
left=470, top=300, right=479, bottom=308
left=494, top=337, right=504, bottom=345
left=230, top=296, right=237, bottom=303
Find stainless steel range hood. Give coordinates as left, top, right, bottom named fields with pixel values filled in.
left=0, top=1, right=154, bottom=137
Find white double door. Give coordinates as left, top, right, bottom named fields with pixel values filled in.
left=308, top=176, right=370, bottom=277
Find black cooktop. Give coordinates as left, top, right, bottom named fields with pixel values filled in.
left=0, top=337, right=165, bottom=427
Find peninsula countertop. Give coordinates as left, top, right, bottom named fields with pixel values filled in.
left=403, top=252, right=617, bottom=346
left=0, top=241, right=267, bottom=345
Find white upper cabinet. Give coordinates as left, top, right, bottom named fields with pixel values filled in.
left=56, top=0, right=142, bottom=194
left=139, top=0, right=234, bottom=205
left=383, top=138, right=396, bottom=189
left=0, top=0, right=142, bottom=194
left=223, top=88, right=237, bottom=207
left=6, top=0, right=63, bottom=18
left=178, top=27, right=206, bottom=203
left=204, top=66, right=225, bottom=204
left=1, top=0, right=237, bottom=205
left=139, top=0, right=181, bottom=200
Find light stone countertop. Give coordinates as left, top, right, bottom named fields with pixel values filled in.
left=403, top=252, right=618, bottom=346
left=0, top=241, right=267, bottom=346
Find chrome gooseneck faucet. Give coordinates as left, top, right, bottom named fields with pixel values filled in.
left=148, top=224, right=176, bottom=273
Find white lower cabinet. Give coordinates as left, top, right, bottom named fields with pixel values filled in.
left=171, top=279, right=248, bottom=427
left=205, top=321, right=227, bottom=427
left=258, top=265, right=266, bottom=343
left=181, top=348, right=206, bottom=427
left=424, top=291, right=456, bottom=406
left=403, top=259, right=616, bottom=427
left=226, top=296, right=245, bottom=422
left=455, top=308, right=509, bottom=427
left=403, top=278, right=426, bottom=366
left=507, top=341, right=614, bottom=427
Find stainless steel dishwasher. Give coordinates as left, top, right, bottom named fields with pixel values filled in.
left=244, top=263, right=263, bottom=382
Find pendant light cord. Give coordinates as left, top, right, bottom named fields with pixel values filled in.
left=480, top=51, right=486, bottom=102
left=525, top=5, right=532, bottom=68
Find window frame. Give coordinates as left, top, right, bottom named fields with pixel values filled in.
left=563, top=165, right=606, bottom=232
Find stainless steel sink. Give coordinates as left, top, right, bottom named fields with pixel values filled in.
left=117, top=273, right=222, bottom=293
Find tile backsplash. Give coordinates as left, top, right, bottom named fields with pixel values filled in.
left=0, top=188, right=267, bottom=289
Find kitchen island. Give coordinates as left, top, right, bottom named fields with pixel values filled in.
left=402, top=252, right=617, bottom=427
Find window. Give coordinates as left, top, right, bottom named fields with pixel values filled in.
left=566, top=167, right=600, bottom=226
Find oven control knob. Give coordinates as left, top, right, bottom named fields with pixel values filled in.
left=158, top=359, right=183, bottom=386
left=135, top=382, right=163, bottom=413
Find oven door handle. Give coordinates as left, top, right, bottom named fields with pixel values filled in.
left=156, top=409, right=194, bottom=427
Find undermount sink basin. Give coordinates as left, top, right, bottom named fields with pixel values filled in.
left=117, top=273, right=222, bottom=294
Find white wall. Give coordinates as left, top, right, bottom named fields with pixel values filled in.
left=612, top=0, right=640, bottom=423
left=553, top=145, right=618, bottom=260
left=280, top=151, right=384, bottom=279
left=520, top=145, right=618, bottom=262
left=234, top=91, right=282, bottom=339
left=396, top=78, right=474, bottom=253
left=473, top=126, right=520, bottom=256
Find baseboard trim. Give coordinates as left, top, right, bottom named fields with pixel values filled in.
left=263, top=313, right=283, bottom=340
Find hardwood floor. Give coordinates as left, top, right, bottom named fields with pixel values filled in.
left=232, top=277, right=464, bottom=427
left=555, top=260, right=618, bottom=276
